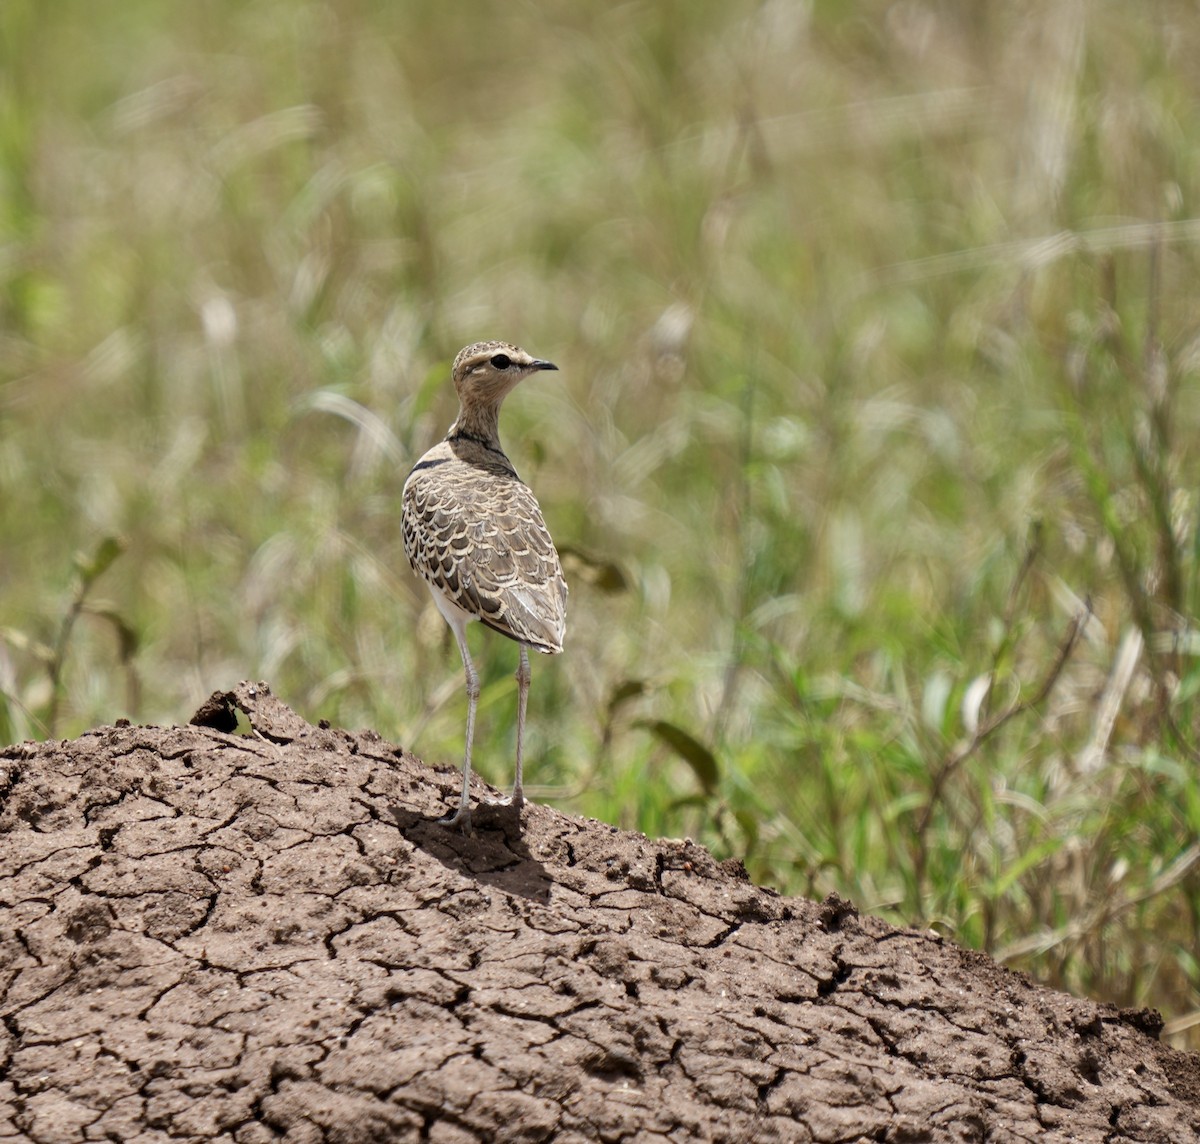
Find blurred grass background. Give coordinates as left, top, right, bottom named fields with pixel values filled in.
left=4, top=0, right=1200, bottom=1046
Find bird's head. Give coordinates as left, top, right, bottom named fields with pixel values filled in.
left=451, top=341, right=558, bottom=409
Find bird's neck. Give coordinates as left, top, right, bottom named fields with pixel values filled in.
left=447, top=402, right=503, bottom=451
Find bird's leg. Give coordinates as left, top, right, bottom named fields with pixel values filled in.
left=512, top=643, right=531, bottom=808
left=440, top=620, right=479, bottom=833
left=487, top=642, right=530, bottom=811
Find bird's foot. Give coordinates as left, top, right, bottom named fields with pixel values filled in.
left=483, top=790, right=524, bottom=812
left=438, top=804, right=474, bottom=835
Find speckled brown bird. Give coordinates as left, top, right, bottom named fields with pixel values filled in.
left=402, top=341, right=567, bottom=831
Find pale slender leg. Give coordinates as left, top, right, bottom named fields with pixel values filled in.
left=440, top=614, right=479, bottom=832
left=486, top=642, right=530, bottom=810
left=512, top=643, right=530, bottom=807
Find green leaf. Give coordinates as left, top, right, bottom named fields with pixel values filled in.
left=637, top=719, right=720, bottom=793
left=558, top=545, right=628, bottom=593
left=74, top=536, right=125, bottom=583
left=987, top=836, right=1065, bottom=899
left=606, top=678, right=646, bottom=717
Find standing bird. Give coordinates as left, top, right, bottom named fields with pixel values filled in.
left=402, top=341, right=567, bottom=831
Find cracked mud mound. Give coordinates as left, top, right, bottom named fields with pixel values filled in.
left=2, top=682, right=1199, bottom=1143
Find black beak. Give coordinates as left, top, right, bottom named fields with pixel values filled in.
left=531, top=359, right=558, bottom=372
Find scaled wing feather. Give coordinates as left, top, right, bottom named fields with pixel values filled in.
left=402, top=446, right=567, bottom=653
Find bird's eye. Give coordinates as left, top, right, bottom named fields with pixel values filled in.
left=490, top=354, right=511, bottom=370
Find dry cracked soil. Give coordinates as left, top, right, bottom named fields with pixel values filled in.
left=2, top=680, right=1199, bottom=1143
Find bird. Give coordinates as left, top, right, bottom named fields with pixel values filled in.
left=401, top=341, right=567, bottom=832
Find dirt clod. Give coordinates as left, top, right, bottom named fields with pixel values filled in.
left=818, top=889, right=859, bottom=932
left=2, top=684, right=1198, bottom=1143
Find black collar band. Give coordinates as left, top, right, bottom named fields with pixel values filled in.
left=448, top=430, right=501, bottom=451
